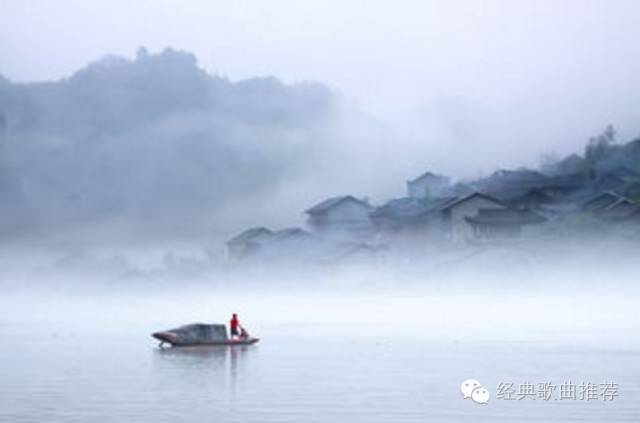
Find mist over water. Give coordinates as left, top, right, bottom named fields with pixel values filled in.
left=1, top=195, right=639, bottom=421
left=2, top=263, right=639, bottom=422
left=1, top=181, right=638, bottom=421
left=2, top=2, right=640, bottom=421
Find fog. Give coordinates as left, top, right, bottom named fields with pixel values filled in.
left=2, top=4, right=640, bottom=421
left=0, top=0, right=638, bottom=337
left=3, top=277, right=638, bottom=421
left=3, top=0, right=640, bottom=173
left=2, top=1, right=640, bottom=244
left=2, top=256, right=639, bottom=380
left=0, top=48, right=403, bottom=241
left=2, top=227, right=639, bottom=420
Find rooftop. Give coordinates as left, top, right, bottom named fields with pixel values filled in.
left=227, top=227, right=273, bottom=246
left=434, top=192, right=504, bottom=213
left=306, top=195, right=371, bottom=215
left=465, top=208, right=547, bottom=225
left=407, top=171, right=448, bottom=185
left=581, top=191, right=630, bottom=212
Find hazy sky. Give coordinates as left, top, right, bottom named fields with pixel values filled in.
left=3, top=0, right=640, bottom=174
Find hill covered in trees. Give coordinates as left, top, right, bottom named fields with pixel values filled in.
left=0, top=48, right=339, bottom=239
left=540, top=126, right=640, bottom=200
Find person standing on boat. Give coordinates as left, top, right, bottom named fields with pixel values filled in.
left=230, top=313, right=241, bottom=339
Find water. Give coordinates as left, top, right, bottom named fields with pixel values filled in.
left=1, top=291, right=639, bottom=422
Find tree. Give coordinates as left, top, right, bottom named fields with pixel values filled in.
left=585, top=124, right=616, bottom=166
left=539, top=151, right=560, bottom=173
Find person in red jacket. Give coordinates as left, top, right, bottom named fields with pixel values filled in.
left=230, top=313, right=241, bottom=339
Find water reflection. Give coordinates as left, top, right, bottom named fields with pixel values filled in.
left=154, top=345, right=229, bottom=371
left=152, top=344, right=257, bottom=395
left=229, top=345, right=253, bottom=377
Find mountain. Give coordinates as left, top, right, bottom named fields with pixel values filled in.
left=0, top=48, right=337, bottom=239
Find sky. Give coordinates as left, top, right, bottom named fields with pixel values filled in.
left=2, top=0, right=640, bottom=175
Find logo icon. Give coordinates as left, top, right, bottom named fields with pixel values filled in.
left=461, top=379, right=490, bottom=404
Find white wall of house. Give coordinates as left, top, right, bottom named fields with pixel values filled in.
left=309, top=199, right=372, bottom=239
left=446, top=196, right=505, bottom=242
left=407, top=180, right=429, bottom=199
left=324, top=200, right=370, bottom=223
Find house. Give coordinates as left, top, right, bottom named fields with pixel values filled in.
left=228, top=227, right=322, bottom=263
left=306, top=195, right=374, bottom=239
left=370, top=196, right=455, bottom=239
left=370, top=197, right=427, bottom=226
left=406, top=171, right=450, bottom=200
left=465, top=208, right=547, bottom=239
left=370, top=197, right=430, bottom=231
left=226, top=227, right=274, bottom=261
left=593, top=166, right=638, bottom=194
left=594, top=173, right=627, bottom=194
left=257, top=227, right=316, bottom=256
left=424, top=192, right=507, bottom=242
left=446, top=182, right=475, bottom=197
left=509, top=188, right=555, bottom=209
left=476, top=168, right=549, bottom=192
left=536, top=172, right=591, bottom=200
left=581, top=191, right=631, bottom=213
left=580, top=191, right=638, bottom=222
left=265, top=227, right=324, bottom=263
left=471, top=169, right=550, bottom=204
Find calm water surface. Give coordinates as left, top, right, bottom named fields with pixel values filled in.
left=1, top=296, right=638, bottom=422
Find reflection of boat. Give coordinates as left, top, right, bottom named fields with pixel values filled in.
left=152, top=323, right=260, bottom=347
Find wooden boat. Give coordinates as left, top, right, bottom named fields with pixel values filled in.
left=152, top=323, right=259, bottom=347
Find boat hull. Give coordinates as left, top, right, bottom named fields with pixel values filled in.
left=152, top=332, right=259, bottom=347
left=151, top=323, right=259, bottom=347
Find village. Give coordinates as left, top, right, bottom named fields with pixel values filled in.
left=225, top=136, right=640, bottom=266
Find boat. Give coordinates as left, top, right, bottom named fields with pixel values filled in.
left=151, top=323, right=260, bottom=347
